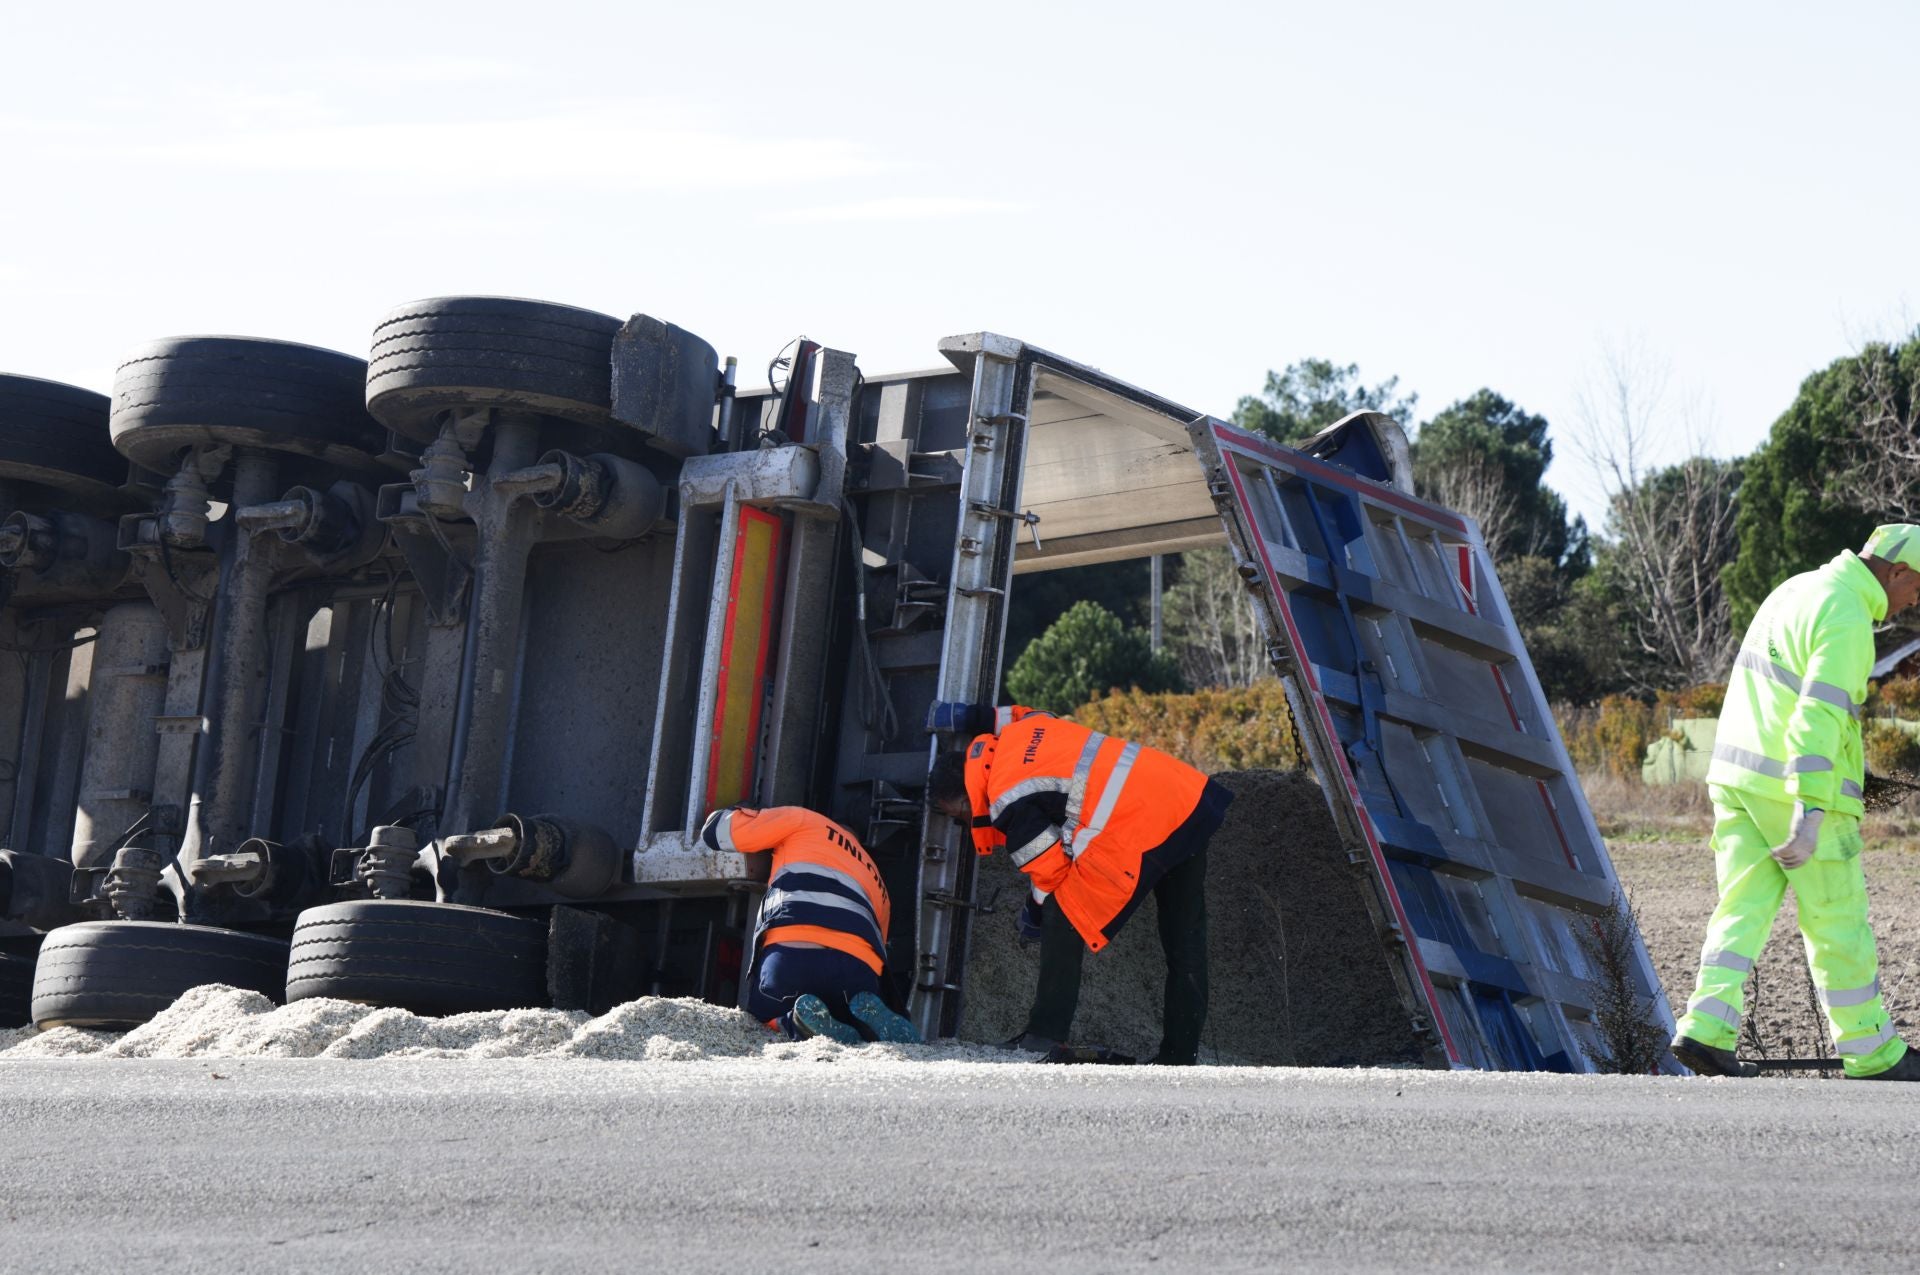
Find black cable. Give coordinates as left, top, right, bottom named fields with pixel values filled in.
left=0, top=630, right=98, bottom=655
left=365, top=552, right=401, bottom=681
left=158, top=534, right=214, bottom=604
left=767, top=335, right=802, bottom=400
left=105, top=809, right=156, bottom=855
left=342, top=721, right=417, bottom=847
left=390, top=805, right=442, bottom=831
left=342, top=556, right=421, bottom=844
left=760, top=335, right=806, bottom=448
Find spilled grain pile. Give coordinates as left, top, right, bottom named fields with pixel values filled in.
left=960, top=768, right=1421, bottom=1066
left=0, top=984, right=1030, bottom=1064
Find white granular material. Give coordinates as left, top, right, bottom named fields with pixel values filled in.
left=0, top=985, right=1038, bottom=1064
left=2, top=1025, right=116, bottom=1057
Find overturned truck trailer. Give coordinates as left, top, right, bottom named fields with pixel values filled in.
left=0, top=313, right=1673, bottom=1070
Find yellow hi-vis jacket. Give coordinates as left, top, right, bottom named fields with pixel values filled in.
left=1706, top=550, right=1884, bottom=819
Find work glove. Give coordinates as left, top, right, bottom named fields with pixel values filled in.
left=1771, top=804, right=1824, bottom=870
left=1016, top=891, right=1047, bottom=946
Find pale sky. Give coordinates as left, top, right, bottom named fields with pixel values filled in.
left=4, top=1, right=1915, bottom=531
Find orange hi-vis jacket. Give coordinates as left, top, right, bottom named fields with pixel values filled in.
left=702, top=805, right=891, bottom=975
left=963, top=706, right=1209, bottom=951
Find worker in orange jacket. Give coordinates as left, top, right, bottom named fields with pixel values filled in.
left=927, top=705, right=1233, bottom=1064
left=700, top=805, right=919, bottom=1046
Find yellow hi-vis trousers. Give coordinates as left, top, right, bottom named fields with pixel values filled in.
left=1677, top=784, right=1907, bottom=1077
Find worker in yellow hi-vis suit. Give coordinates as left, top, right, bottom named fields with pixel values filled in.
left=1673, top=525, right=1920, bottom=1080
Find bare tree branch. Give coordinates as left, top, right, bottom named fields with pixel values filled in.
left=1421, top=449, right=1522, bottom=562
left=1573, top=342, right=1739, bottom=689
left=1825, top=343, right=1920, bottom=523
left=1164, top=548, right=1270, bottom=689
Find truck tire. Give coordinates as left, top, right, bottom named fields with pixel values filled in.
left=286, top=900, right=547, bottom=1015
left=0, top=952, right=33, bottom=1028
left=365, top=296, right=623, bottom=441
left=30, top=921, right=290, bottom=1029
left=0, top=375, right=127, bottom=505
left=110, top=336, right=388, bottom=476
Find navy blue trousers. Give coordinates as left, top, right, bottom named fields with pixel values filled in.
left=744, top=944, right=880, bottom=1036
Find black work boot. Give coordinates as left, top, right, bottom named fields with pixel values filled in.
left=1003, top=1031, right=1059, bottom=1054
left=1671, top=1034, right=1759, bottom=1078
left=1852, top=1048, right=1920, bottom=1081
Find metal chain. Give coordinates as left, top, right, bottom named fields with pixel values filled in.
left=1286, top=692, right=1309, bottom=771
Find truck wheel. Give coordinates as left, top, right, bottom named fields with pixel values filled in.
left=30, top=921, right=290, bottom=1029
left=0, top=375, right=127, bottom=507
left=365, top=296, right=624, bottom=441
left=0, top=952, right=33, bottom=1028
left=286, top=899, right=547, bottom=1015
left=110, top=336, right=388, bottom=478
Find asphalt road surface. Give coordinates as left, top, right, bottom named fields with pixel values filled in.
left=0, top=1059, right=1913, bottom=1272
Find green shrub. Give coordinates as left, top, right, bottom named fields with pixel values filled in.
left=1005, top=601, right=1183, bottom=715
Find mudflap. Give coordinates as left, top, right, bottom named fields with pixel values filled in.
left=547, top=906, right=646, bottom=1015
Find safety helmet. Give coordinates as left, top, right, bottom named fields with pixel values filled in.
left=1862, top=524, right=1920, bottom=574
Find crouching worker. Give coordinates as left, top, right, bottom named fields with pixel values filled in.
left=927, top=705, right=1233, bottom=1065
left=700, top=805, right=920, bottom=1046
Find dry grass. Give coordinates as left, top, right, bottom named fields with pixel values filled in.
left=1586, top=771, right=1920, bottom=848
left=1582, top=772, right=1715, bottom=842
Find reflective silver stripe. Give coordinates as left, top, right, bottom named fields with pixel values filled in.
left=1801, top=677, right=1862, bottom=718
left=1843, top=778, right=1864, bottom=800
left=1063, top=732, right=1109, bottom=830
left=763, top=887, right=877, bottom=921
left=1688, top=995, right=1741, bottom=1030
left=996, top=706, right=1018, bottom=731
left=1788, top=754, right=1834, bottom=774
left=989, top=776, right=1070, bottom=818
left=1734, top=648, right=1798, bottom=691
left=1837, top=1021, right=1898, bottom=1056
left=1009, top=831, right=1059, bottom=868
left=759, top=889, right=883, bottom=951
left=1818, top=979, right=1882, bottom=1010
left=1071, top=742, right=1142, bottom=861
left=1713, top=743, right=1786, bottom=778
left=1704, top=948, right=1754, bottom=975
left=713, top=812, right=737, bottom=852
left=770, top=862, right=871, bottom=901
left=1728, top=652, right=1858, bottom=721
left=1732, top=650, right=1861, bottom=719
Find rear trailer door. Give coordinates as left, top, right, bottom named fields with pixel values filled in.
left=1190, top=415, right=1675, bottom=1071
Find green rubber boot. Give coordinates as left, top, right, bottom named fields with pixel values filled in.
left=789, top=994, right=861, bottom=1046
left=849, top=991, right=921, bottom=1044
